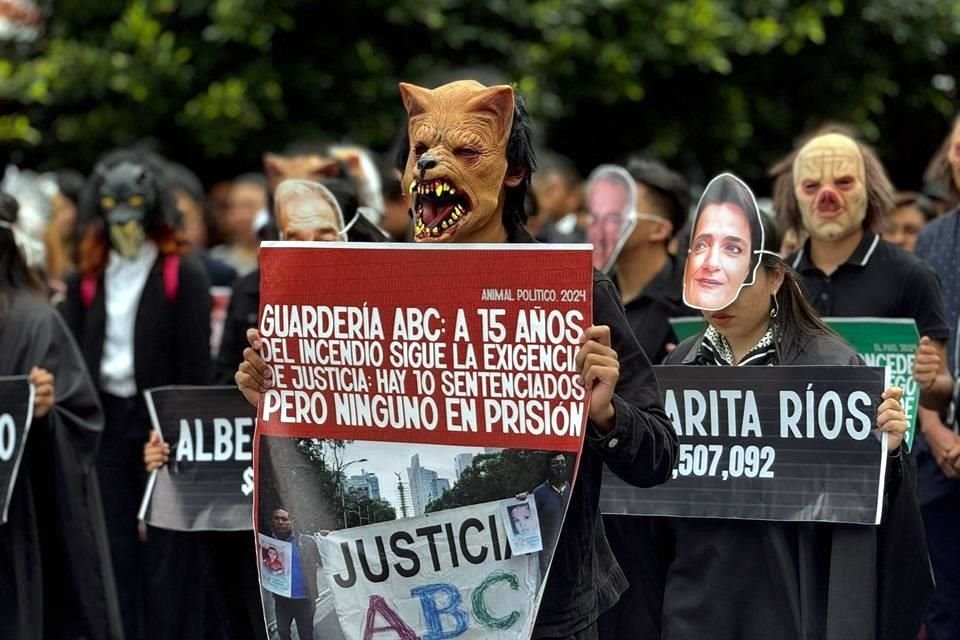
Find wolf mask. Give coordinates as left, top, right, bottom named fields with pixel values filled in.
left=399, top=80, right=524, bottom=242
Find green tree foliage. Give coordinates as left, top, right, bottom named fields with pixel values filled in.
left=1, top=0, right=958, bottom=187
left=425, top=450, right=552, bottom=513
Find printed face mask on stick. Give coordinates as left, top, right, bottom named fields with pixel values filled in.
left=99, top=161, right=151, bottom=258
left=274, top=179, right=355, bottom=242
left=793, top=133, right=867, bottom=241
left=585, top=165, right=638, bottom=273
left=682, top=173, right=765, bottom=311
left=400, top=80, right=516, bottom=242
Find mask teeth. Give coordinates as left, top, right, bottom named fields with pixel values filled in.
left=415, top=178, right=457, bottom=196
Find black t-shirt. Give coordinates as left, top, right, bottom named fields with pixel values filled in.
left=788, top=233, right=950, bottom=342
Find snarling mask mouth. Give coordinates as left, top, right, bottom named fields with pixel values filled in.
left=109, top=219, right=146, bottom=258
left=411, top=177, right=473, bottom=240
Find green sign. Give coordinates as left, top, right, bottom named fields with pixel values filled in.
left=669, top=317, right=921, bottom=450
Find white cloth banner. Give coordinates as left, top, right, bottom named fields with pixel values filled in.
left=319, top=500, right=540, bottom=640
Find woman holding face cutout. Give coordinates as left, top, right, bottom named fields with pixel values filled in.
left=659, top=174, right=930, bottom=640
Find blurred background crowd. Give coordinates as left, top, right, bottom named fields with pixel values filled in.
left=2, top=2, right=960, bottom=640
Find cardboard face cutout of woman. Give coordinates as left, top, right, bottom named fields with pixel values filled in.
left=586, top=165, right=638, bottom=273
left=682, top=173, right=765, bottom=311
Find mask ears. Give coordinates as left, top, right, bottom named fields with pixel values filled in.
left=463, top=85, right=516, bottom=142
left=263, top=153, right=283, bottom=185
left=399, top=82, right=434, bottom=119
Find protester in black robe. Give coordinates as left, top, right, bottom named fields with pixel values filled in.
left=661, top=207, right=931, bottom=639
left=60, top=150, right=213, bottom=640
left=0, top=193, right=123, bottom=640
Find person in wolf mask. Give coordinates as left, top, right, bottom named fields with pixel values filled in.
left=236, top=80, right=678, bottom=639
left=60, top=149, right=213, bottom=640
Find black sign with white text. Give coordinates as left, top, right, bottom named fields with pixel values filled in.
left=600, top=366, right=888, bottom=525
left=0, top=376, right=33, bottom=525
left=139, top=386, right=255, bottom=531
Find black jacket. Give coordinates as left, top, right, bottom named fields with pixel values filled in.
left=215, top=268, right=261, bottom=384
left=532, top=261, right=678, bottom=637
left=60, top=253, right=214, bottom=393
left=619, top=253, right=691, bottom=366
left=659, top=331, right=932, bottom=640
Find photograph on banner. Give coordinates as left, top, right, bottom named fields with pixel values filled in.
left=0, top=376, right=35, bottom=524
left=669, top=316, right=922, bottom=450
left=501, top=493, right=543, bottom=556
left=253, top=243, right=593, bottom=640
left=601, top=365, right=888, bottom=525
left=682, top=173, right=766, bottom=312
left=256, top=436, right=575, bottom=640
left=137, top=386, right=256, bottom=531
left=258, top=532, right=293, bottom=598
left=586, top=165, right=638, bottom=273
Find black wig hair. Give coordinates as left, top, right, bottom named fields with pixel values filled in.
left=625, top=157, right=691, bottom=239
left=0, top=193, right=45, bottom=327
left=56, top=169, right=86, bottom=204
left=503, top=90, right=537, bottom=239
left=77, top=148, right=183, bottom=275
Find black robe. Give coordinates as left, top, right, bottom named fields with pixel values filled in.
left=0, top=289, right=123, bottom=640
left=657, top=332, right=933, bottom=640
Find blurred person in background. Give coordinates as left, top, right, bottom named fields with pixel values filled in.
left=60, top=148, right=213, bottom=640
left=922, top=114, right=960, bottom=216
left=214, top=178, right=384, bottom=384
left=531, top=151, right=584, bottom=242
left=330, top=143, right=385, bottom=223
left=912, top=113, right=960, bottom=640
left=52, top=169, right=85, bottom=274
left=257, top=140, right=389, bottom=242
left=882, top=191, right=936, bottom=253
left=378, top=156, right=412, bottom=241
left=616, top=157, right=692, bottom=363
left=262, top=140, right=346, bottom=194
left=210, top=173, right=268, bottom=277
left=0, top=192, right=123, bottom=640
left=163, top=162, right=238, bottom=287
left=1, top=165, right=55, bottom=279
left=206, top=180, right=233, bottom=247
left=774, top=128, right=953, bottom=411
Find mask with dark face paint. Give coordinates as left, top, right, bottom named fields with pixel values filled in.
left=99, top=161, right=152, bottom=258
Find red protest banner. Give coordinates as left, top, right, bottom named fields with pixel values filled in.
left=255, top=243, right=592, bottom=453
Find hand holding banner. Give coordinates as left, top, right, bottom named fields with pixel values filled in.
left=601, top=365, right=888, bottom=524
left=138, top=386, right=256, bottom=531
left=254, top=243, right=593, bottom=640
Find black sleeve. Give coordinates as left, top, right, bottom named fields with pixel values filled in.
left=58, top=273, right=85, bottom=339
left=176, top=256, right=214, bottom=385
left=586, top=275, right=678, bottom=488
left=900, top=260, right=950, bottom=342
left=25, top=304, right=104, bottom=461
